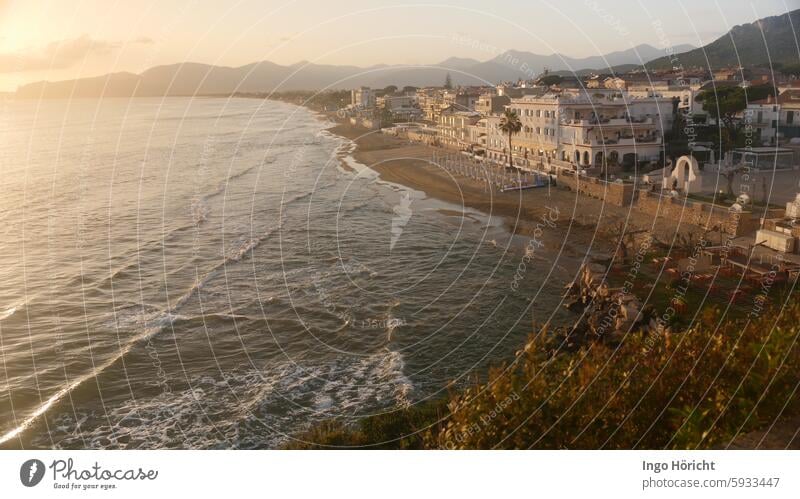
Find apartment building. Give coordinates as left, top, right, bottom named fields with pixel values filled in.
left=443, top=90, right=479, bottom=112
left=484, top=91, right=669, bottom=169
left=378, top=95, right=422, bottom=121
left=351, top=87, right=376, bottom=109
left=475, top=93, right=510, bottom=116
left=437, top=107, right=481, bottom=149
left=745, top=89, right=800, bottom=143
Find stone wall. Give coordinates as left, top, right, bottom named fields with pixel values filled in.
left=635, top=190, right=782, bottom=236
left=556, top=171, right=635, bottom=207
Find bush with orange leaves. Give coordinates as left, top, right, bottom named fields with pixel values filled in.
left=288, top=302, right=800, bottom=449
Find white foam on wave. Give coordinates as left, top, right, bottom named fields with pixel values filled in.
left=0, top=303, right=20, bottom=322
left=190, top=160, right=274, bottom=226
left=1, top=217, right=289, bottom=446
left=36, top=350, right=414, bottom=449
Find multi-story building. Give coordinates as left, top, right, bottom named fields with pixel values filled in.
left=443, top=90, right=479, bottom=112
left=377, top=95, right=422, bottom=122
left=744, top=89, right=800, bottom=144
left=414, top=88, right=482, bottom=122
left=475, top=93, right=510, bottom=116
left=484, top=91, right=669, bottom=169
left=505, top=94, right=562, bottom=162
left=466, top=118, right=488, bottom=153
left=351, top=87, right=376, bottom=109
left=484, top=115, right=509, bottom=163
left=437, top=107, right=481, bottom=149
left=416, top=87, right=447, bottom=122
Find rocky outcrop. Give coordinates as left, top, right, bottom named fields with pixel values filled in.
left=562, top=263, right=657, bottom=343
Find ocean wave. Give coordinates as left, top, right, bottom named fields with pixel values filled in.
left=0, top=302, right=22, bottom=322
left=0, top=220, right=285, bottom=447
left=35, top=350, right=413, bottom=449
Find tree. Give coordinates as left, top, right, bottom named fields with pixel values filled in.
left=444, top=73, right=453, bottom=90
left=383, top=85, right=398, bottom=95
left=694, top=84, right=775, bottom=153
left=722, top=164, right=746, bottom=198
left=780, top=63, right=800, bottom=77
left=539, top=74, right=563, bottom=87
left=499, top=110, right=523, bottom=169
left=380, top=106, right=394, bottom=127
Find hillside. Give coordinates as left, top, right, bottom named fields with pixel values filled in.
left=648, top=8, right=800, bottom=69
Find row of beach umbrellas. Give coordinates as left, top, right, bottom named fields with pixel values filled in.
left=432, top=150, right=543, bottom=191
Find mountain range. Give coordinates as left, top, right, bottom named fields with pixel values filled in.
left=14, top=8, right=800, bottom=99
left=14, top=43, right=693, bottom=99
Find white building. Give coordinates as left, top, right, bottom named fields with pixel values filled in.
left=351, top=87, right=376, bottom=109
left=437, top=107, right=481, bottom=149
left=484, top=91, right=670, bottom=169
left=378, top=95, right=421, bottom=121
left=745, top=89, right=800, bottom=144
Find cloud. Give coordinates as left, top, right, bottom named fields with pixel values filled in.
left=0, top=34, right=151, bottom=73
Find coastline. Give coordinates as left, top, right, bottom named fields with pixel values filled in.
left=325, top=121, right=655, bottom=257
left=314, top=117, right=800, bottom=450
left=321, top=120, right=709, bottom=249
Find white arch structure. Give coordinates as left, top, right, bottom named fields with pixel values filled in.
left=664, top=155, right=703, bottom=193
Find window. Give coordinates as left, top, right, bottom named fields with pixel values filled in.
left=536, top=110, right=541, bottom=117
left=788, top=111, right=794, bottom=125
left=536, top=127, right=541, bottom=134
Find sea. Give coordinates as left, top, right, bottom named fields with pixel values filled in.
left=0, top=97, right=574, bottom=449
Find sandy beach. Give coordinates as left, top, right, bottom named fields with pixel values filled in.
left=328, top=123, right=699, bottom=255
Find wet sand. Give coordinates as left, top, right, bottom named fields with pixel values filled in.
left=328, top=123, right=698, bottom=254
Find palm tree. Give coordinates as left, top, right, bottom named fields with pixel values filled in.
left=499, top=109, right=522, bottom=169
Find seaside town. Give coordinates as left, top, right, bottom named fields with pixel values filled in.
left=271, top=63, right=800, bottom=339
left=5, top=0, right=800, bottom=465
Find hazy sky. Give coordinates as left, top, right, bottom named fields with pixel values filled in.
left=0, top=0, right=797, bottom=91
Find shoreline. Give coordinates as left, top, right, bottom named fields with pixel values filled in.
left=322, top=120, right=708, bottom=251
left=325, top=121, right=663, bottom=259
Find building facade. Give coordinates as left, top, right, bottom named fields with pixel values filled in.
left=351, top=87, right=376, bottom=109
left=483, top=91, right=669, bottom=169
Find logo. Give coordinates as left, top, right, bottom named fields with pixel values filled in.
left=390, top=192, right=413, bottom=251
left=20, top=459, right=45, bottom=487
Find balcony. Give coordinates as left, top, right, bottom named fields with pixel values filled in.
left=573, top=134, right=661, bottom=147
left=562, top=116, right=654, bottom=127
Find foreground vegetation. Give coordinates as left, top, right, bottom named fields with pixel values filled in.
left=287, top=297, right=800, bottom=449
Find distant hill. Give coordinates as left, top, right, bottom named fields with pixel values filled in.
left=465, top=44, right=694, bottom=82
left=549, top=64, right=641, bottom=78
left=21, top=4, right=800, bottom=99
left=648, top=9, right=800, bottom=69
left=10, top=40, right=738, bottom=99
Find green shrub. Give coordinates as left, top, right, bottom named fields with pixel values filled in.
left=289, top=300, right=800, bottom=449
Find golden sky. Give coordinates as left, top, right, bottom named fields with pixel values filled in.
left=0, top=0, right=794, bottom=92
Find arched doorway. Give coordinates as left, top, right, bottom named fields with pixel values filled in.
left=622, top=153, right=637, bottom=169
left=595, top=151, right=604, bottom=168
left=608, top=150, right=619, bottom=166
left=583, top=151, right=590, bottom=166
